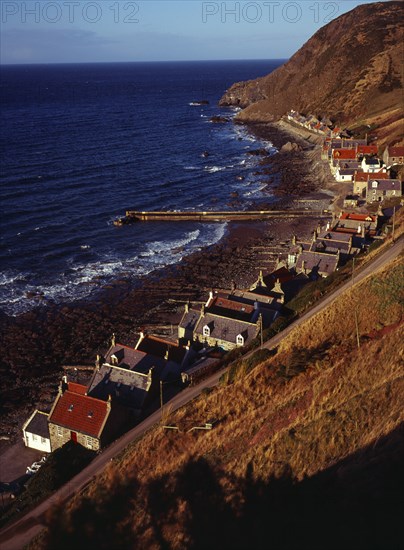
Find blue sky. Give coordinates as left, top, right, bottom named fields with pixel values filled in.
left=0, top=1, right=388, bottom=64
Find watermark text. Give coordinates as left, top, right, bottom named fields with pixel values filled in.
left=1, top=2, right=140, bottom=24
left=202, top=2, right=339, bottom=24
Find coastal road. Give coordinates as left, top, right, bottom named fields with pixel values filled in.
left=0, top=236, right=402, bottom=550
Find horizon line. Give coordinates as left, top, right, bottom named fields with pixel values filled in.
left=0, top=57, right=288, bottom=67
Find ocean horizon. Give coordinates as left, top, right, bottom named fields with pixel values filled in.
left=0, top=59, right=283, bottom=315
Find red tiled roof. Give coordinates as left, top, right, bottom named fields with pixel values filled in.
left=388, top=146, right=404, bottom=157
left=339, top=213, right=376, bottom=222
left=332, top=149, right=357, bottom=160
left=49, top=390, right=109, bottom=437
left=357, top=145, right=378, bottom=155
left=211, top=296, right=254, bottom=314
left=354, top=171, right=389, bottom=182
left=68, top=382, right=88, bottom=395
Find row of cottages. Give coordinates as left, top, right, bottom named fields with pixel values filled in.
left=23, top=334, right=193, bottom=452
left=286, top=215, right=377, bottom=279
left=178, top=268, right=295, bottom=351
left=286, top=110, right=341, bottom=137
left=323, top=137, right=403, bottom=203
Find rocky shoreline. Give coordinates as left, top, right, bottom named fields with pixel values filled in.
left=0, top=119, right=336, bottom=443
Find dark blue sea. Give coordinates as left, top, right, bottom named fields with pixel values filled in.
left=0, top=60, right=283, bottom=315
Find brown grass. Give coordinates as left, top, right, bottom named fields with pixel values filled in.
left=30, top=252, right=404, bottom=550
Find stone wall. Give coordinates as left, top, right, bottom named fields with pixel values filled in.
left=49, top=422, right=100, bottom=452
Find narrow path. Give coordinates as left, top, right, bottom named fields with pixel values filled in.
left=0, top=237, right=402, bottom=550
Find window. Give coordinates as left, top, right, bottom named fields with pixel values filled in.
left=57, top=426, right=63, bottom=437
left=236, top=334, right=244, bottom=346
left=86, top=436, right=93, bottom=449
left=203, top=325, right=210, bottom=337
left=32, top=434, right=38, bottom=441
left=41, top=437, right=47, bottom=444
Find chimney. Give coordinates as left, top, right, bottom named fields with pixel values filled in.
left=95, top=354, right=101, bottom=369
left=61, top=375, right=68, bottom=393
left=206, top=291, right=214, bottom=307
left=184, top=301, right=189, bottom=313
left=257, top=270, right=266, bottom=288
left=291, top=234, right=297, bottom=245
left=111, top=333, right=116, bottom=347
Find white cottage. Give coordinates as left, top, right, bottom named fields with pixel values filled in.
left=22, top=410, right=51, bottom=453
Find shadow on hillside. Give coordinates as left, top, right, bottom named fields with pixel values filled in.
left=44, top=423, right=403, bottom=550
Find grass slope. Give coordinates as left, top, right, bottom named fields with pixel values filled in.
left=32, top=252, right=404, bottom=550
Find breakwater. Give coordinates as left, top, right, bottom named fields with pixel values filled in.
left=114, top=209, right=331, bottom=225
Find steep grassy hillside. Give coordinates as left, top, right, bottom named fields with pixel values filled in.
left=31, top=246, right=404, bottom=550
left=220, top=1, right=404, bottom=146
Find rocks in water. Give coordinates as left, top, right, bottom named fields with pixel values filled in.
left=209, top=116, right=230, bottom=123
left=230, top=191, right=239, bottom=198
left=246, top=148, right=268, bottom=156
left=201, top=151, right=210, bottom=158
left=25, top=291, right=45, bottom=300
left=236, top=175, right=245, bottom=181
left=280, top=141, right=302, bottom=153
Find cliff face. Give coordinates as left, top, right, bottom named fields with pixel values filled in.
left=220, top=1, right=403, bottom=142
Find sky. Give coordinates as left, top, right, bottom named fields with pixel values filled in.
left=0, top=1, right=389, bottom=64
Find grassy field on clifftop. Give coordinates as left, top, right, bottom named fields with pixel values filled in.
left=32, top=250, right=404, bottom=550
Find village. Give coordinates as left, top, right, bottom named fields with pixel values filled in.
left=19, top=114, right=404, bottom=468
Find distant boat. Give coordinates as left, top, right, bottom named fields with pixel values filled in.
left=189, top=100, right=209, bottom=106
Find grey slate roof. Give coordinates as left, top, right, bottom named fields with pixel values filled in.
left=24, top=411, right=50, bottom=439
left=179, top=309, right=201, bottom=333
left=296, top=251, right=338, bottom=277
left=311, top=239, right=351, bottom=254
left=367, top=179, right=402, bottom=192
left=337, top=168, right=357, bottom=176
left=87, top=364, right=151, bottom=410
left=194, top=312, right=258, bottom=346
left=318, top=231, right=352, bottom=243
left=105, top=344, right=166, bottom=375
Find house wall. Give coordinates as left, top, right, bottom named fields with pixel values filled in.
left=354, top=181, right=368, bottom=197
left=23, top=431, right=51, bottom=453
left=197, top=334, right=235, bottom=351
left=367, top=187, right=402, bottom=202
left=48, top=422, right=101, bottom=452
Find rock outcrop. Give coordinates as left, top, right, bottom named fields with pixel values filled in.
left=220, top=1, right=403, bottom=144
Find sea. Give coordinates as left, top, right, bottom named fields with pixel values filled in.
left=0, top=59, right=284, bottom=316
